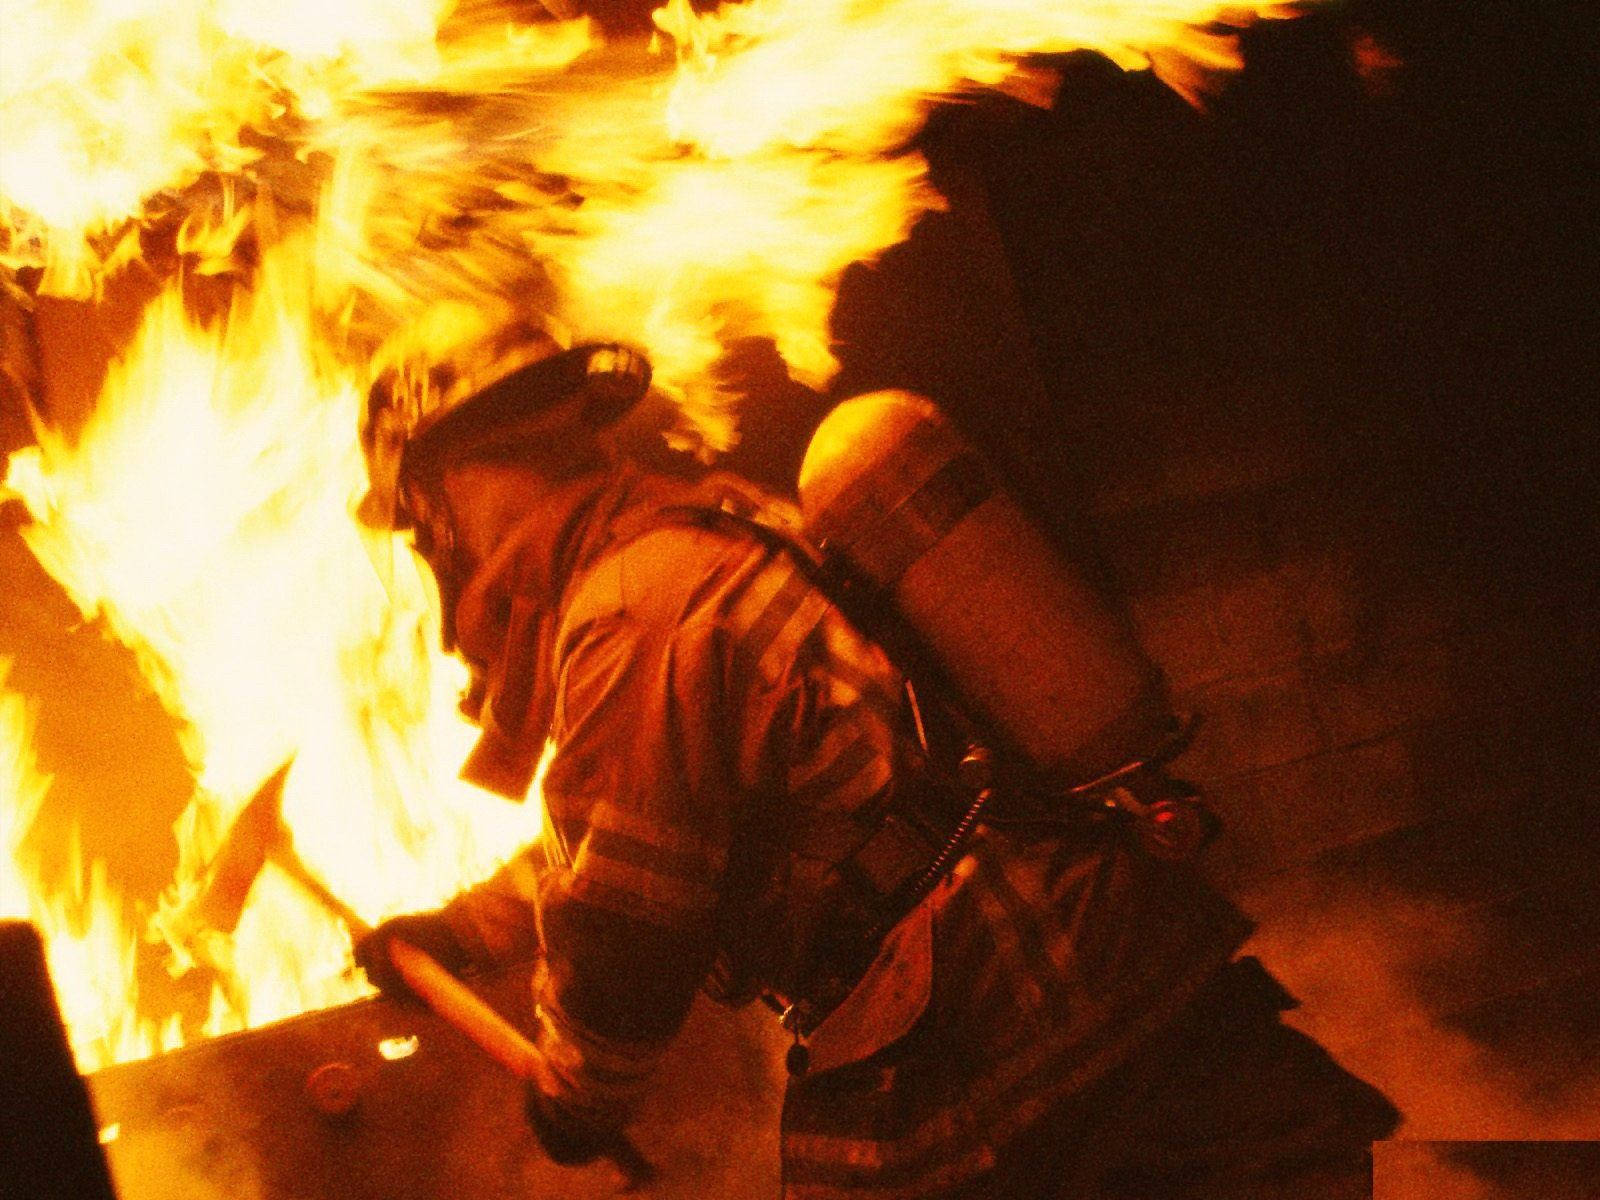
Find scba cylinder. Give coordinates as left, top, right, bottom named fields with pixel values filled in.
left=798, top=390, right=1169, bottom=786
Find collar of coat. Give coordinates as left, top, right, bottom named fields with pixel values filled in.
left=449, top=461, right=799, bottom=799
left=452, top=464, right=646, bottom=799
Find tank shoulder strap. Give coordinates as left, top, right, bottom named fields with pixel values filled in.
left=597, top=474, right=836, bottom=586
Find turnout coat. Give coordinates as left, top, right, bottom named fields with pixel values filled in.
left=435, top=464, right=1252, bottom=1198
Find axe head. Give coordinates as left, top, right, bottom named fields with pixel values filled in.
left=189, top=760, right=293, bottom=935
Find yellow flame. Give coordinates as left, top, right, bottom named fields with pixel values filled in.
left=2, top=0, right=1300, bottom=1066
left=655, top=0, right=1269, bottom=156
left=0, top=0, right=461, bottom=296
left=4, top=240, right=540, bottom=1055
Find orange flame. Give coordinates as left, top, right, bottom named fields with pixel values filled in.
left=0, top=0, right=462, bottom=296
left=3, top=661, right=182, bottom=1069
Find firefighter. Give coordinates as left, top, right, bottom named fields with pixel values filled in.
left=354, top=336, right=1399, bottom=1198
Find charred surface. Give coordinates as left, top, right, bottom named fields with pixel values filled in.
left=90, top=971, right=785, bottom=1200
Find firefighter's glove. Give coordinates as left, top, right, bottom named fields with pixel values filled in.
left=353, top=910, right=472, bottom=1000
left=523, top=1082, right=616, bottom=1168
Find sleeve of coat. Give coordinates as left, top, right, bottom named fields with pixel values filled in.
left=521, top=609, right=742, bottom=1130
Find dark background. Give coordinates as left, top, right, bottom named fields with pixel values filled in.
left=824, top=0, right=1600, bottom=1160
left=748, top=0, right=1600, bottom=1163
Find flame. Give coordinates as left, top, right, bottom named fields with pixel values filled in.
left=2, top=0, right=1299, bottom=1067
left=4, top=241, right=540, bottom=1055
left=0, top=0, right=458, bottom=296
left=654, top=0, right=1273, bottom=155
left=3, top=661, right=181, bottom=1069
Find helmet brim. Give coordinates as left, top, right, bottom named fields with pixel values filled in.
left=357, top=342, right=651, bottom=531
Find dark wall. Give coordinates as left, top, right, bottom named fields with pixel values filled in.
left=819, top=0, right=1600, bottom=1146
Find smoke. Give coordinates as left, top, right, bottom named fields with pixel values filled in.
left=1376, top=1141, right=1600, bottom=1200
left=104, top=1124, right=265, bottom=1200
left=1237, top=869, right=1600, bottom=1142
left=1376, top=1144, right=1499, bottom=1200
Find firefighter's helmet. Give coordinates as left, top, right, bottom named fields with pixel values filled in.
left=358, top=335, right=652, bottom=533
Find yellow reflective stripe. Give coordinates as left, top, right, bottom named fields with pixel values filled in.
left=568, top=852, right=720, bottom=923
left=588, top=800, right=727, bottom=872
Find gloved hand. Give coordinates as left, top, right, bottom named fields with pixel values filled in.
left=523, top=1082, right=617, bottom=1168
left=353, top=910, right=472, bottom=1000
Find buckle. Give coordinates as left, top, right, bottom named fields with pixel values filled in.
left=1104, top=782, right=1217, bottom=862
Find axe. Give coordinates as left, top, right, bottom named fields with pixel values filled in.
left=191, top=760, right=659, bottom=1191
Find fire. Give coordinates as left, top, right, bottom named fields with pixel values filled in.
left=0, top=0, right=460, bottom=297
left=3, top=661, right=181, bottom=1069
left=5, top=237, right=543, bottom=1055
left=2, top=0, right=1297, bottom=1068
left=654, top=0, right=1272, bottom=154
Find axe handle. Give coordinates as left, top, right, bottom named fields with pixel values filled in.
left=270, top=855, right=532, bottom=1079
left=272, top=859, right=536, bottom=1080
left=267, top=847, right=657, bottom=1188
left=218, top=783, right=656, bottom=1187
left=387, top=938, right=658, bottom=1192
left=388, top=936, right=545, bottom=1082
left=272, top=846, right=372, bottom=942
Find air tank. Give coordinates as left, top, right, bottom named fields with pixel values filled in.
left=798, top=390, right=1170, bottom=787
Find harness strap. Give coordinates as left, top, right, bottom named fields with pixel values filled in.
left=596, top=484, right=981, bottom=1031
